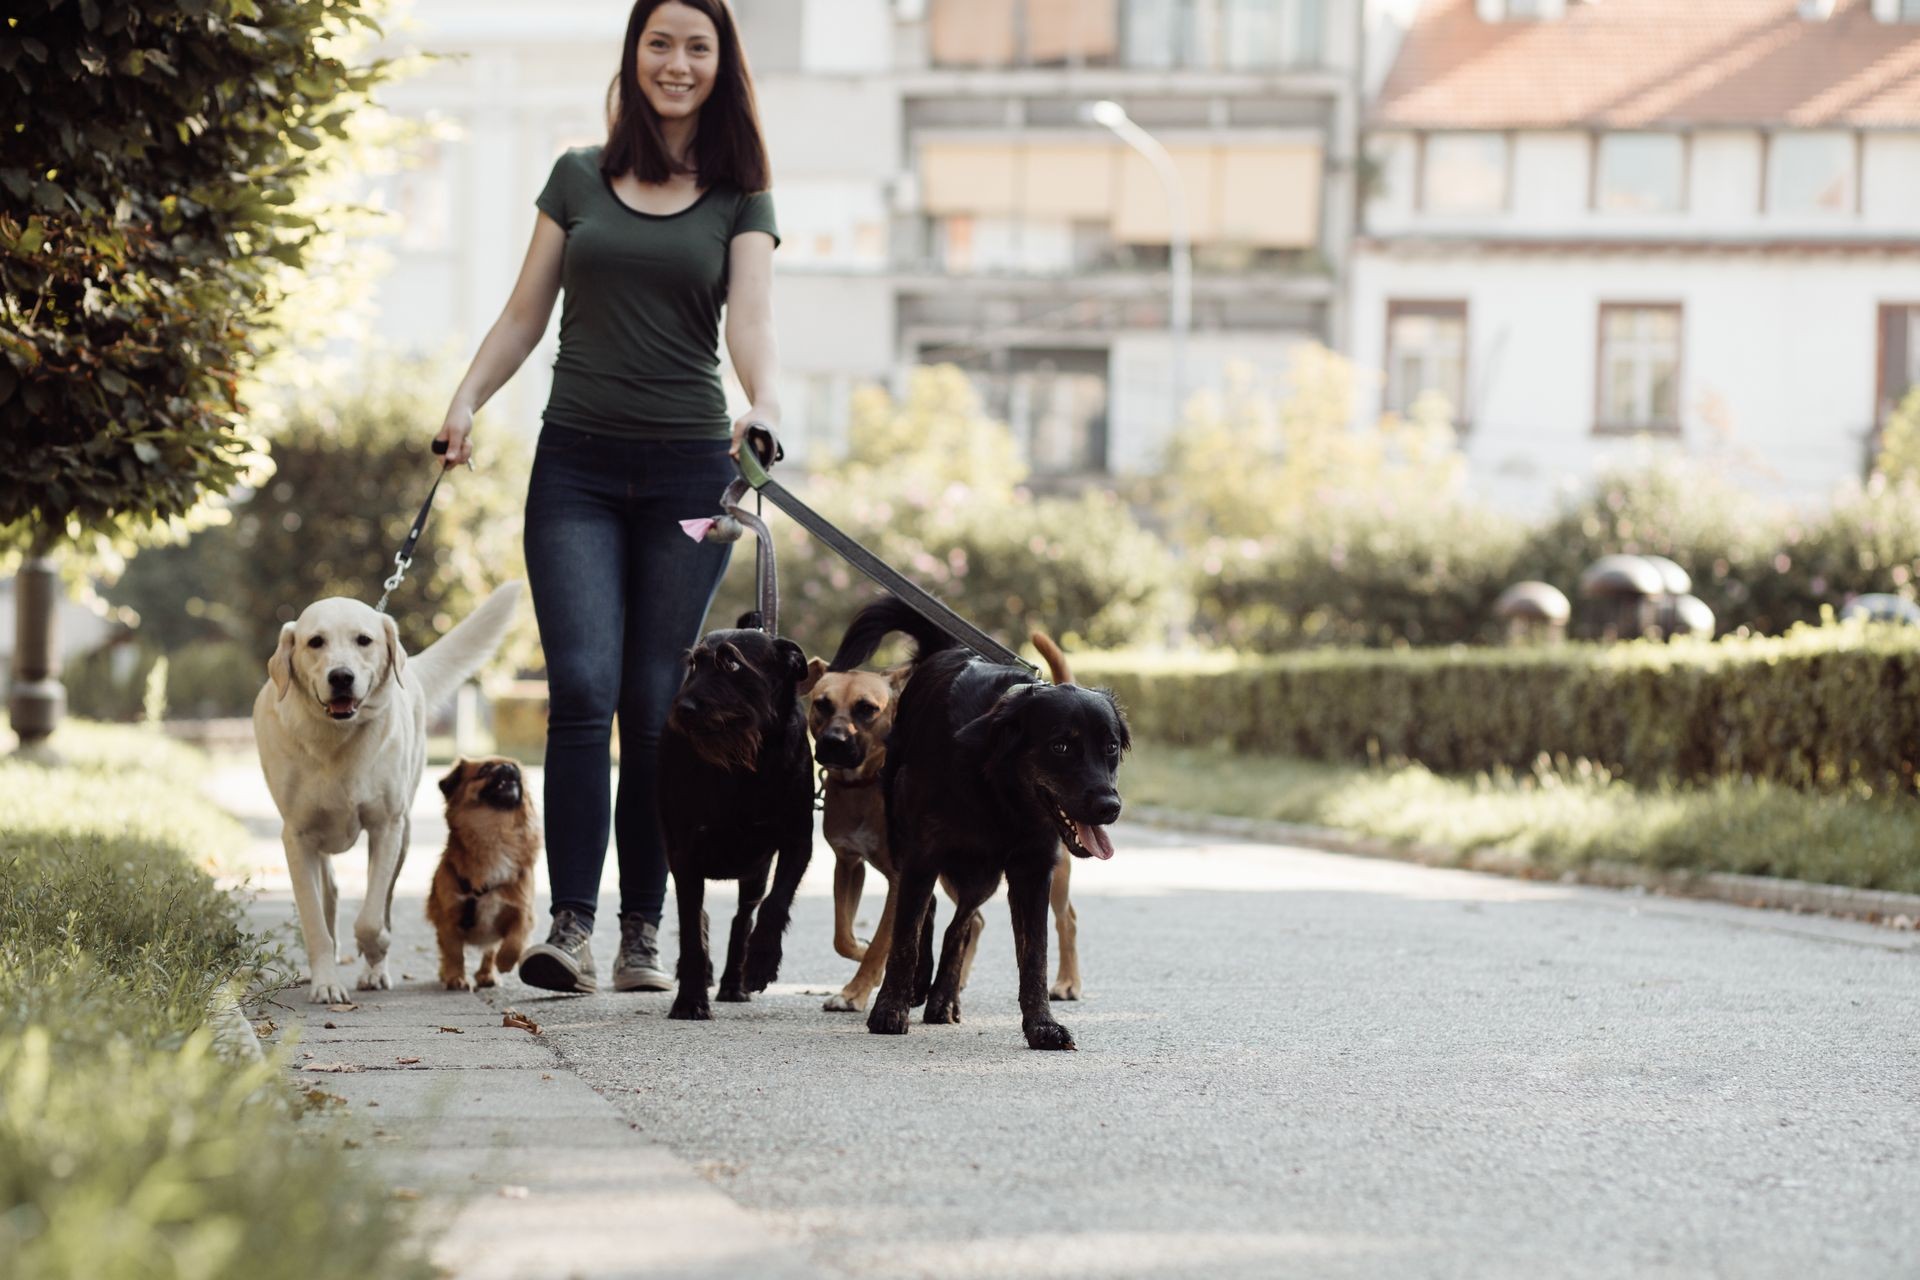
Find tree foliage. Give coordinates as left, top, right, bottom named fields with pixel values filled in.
left=103, top=359, right=534, bottom=687
left=0, top=0, right=391, bottom=554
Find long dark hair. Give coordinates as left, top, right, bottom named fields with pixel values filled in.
left=602, top=0, right=770, bottom=193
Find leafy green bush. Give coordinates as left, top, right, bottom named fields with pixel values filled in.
left=1078, top=621, right=1920, bottom=795
left=1157, top=351, right=1528, bottom=649
left=0, top=724, right=432, bottom=1280
left=105, top=358, right=535, bottom=678
left=712, top=367, right=1180, bottom=656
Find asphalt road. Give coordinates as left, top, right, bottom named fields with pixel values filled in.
left=216, top=764, right=1920, bottom=1279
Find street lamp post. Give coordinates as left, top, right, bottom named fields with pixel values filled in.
left=1083, top=99, right=1192, bottom=429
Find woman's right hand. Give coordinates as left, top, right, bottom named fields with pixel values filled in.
left=436, top=405, right=475, bottom=467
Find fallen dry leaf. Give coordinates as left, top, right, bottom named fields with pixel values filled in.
left=501, top=1011, right=542, bottom=1036
left=327, top=1003, right=359, bottom=1013
left=322, top=1021, right=337, bottom=1029
left=391, top=1187, right=422, bottom=1201
left=306, top=1062, right=365, bottom=1073
left=438, top=1025, right=463, bottom=1034
left=303, top=1089, right=347, bottom=1108
left=396, top=1056, right=422, bottom=1066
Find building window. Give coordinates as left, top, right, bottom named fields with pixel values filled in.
left=1120, top=0, right=1324, bottom=70
left=1597, top=133, right=1685, bottom=214
left=931, top=0, right=1119, bottom=67
left=1384, top=301, right=1469, bottom=425
left=1768, top=131, right=1856, bottom=215
left=1597, top=304, right=1682, bottom=433
left=1423, top=133, right=1508, bottom=214
left=1879, top=304, right=1920, bottom=420
left=953, top=349, right=1109, bottom=474
left=1902, top=0, right=1920, bottom=20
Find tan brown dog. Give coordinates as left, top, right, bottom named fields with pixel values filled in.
left=801, top=630, right=1084, bottom=1013
left=425, top=756, right=538, bottom=990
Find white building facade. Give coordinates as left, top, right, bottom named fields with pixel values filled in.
left=1352, top=0, right=1920, bottom=511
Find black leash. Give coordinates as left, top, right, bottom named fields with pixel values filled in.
left=721, top=427, right=1037, bottom=676
left=376, top=440, right=455, bottom=615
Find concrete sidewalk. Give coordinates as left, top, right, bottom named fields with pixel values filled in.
left=230, top=753, right=822, bottom=1280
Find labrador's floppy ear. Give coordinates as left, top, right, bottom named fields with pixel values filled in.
left=268, top=622, right=297, bottom=702
left=381, top=612, right=407, bottom=690
left=798, top=656, right=828, bottom=696
left=438, top=759, right=467, bottom=798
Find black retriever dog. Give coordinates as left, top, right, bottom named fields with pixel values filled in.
left=657, top=622, right=815, bottom=1021
left=828, top=596, right=1129, bottom=1050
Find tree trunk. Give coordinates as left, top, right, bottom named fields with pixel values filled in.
left=9, top=550, right=65, bottom=746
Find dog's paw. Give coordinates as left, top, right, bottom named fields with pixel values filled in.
left=308, top=976, right=352, bottom=1004
left=715, top=983, right=751, bottom=1003
left=1048, top=979, right=1083, bottom=1001
left=473, top=972, right=497, bottom=990
left=923, top=994, right=961, bottom=1025
left=1024, top=1021, right=1076, bottom=1051
left=823, top=990, right=869, bottom=1013
left=356, top=960, right=392, bottom=992
left=867, top=1003, right=910, bottom=1036
left=668, top=996, right=713, bottom=1021
left=442, top=974, right=473, bottom=991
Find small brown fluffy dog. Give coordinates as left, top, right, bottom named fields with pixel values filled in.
left=801, top=631, right=1084, bottom=1013
left=425, top=756, right=538, bottom=990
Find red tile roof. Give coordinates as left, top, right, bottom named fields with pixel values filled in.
left=1372, top=0, right=1920, bottom=130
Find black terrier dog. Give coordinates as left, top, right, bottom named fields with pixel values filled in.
left=828, top=597, right=1129, bottom=1050
left=657, top=623, right=815, bottom=1021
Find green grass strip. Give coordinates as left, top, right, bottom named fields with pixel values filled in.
left=0, top=723, right=433, bottom=1280
left=1124, top=744, right=1920, bottom=895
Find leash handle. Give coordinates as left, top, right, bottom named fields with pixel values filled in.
left=375, top=454, right=451, bottom=614
left=737, top=424, right=781, bottom=488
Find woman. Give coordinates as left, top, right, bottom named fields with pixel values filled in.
left=434, top=0, right=780, bottom=994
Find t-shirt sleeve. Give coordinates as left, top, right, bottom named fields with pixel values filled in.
left=732, top=190, right=780, bottom=247
left=535, top=151, right=577, bottom=227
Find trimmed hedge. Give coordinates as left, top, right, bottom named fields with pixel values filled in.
left=1076, top=623, right=1920, bottom=795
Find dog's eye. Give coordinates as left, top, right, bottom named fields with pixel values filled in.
left=1050, top=740, right=1070, bottom=756
left=1104, top=739, right=1120, bottom=757
left=853, top=702, right=877, bottom=723
left=305, top=636, right=324, bottom=649
left=356, top=634, right=373, bottom=647
left=813, top=697, right=833, bottom=715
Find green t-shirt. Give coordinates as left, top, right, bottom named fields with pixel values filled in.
left=535, top=145, right=779, bottom=440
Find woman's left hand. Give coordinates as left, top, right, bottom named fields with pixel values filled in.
left=729, top=406, right=782, bottom=461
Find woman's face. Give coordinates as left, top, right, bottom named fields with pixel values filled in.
left=636, top=2, right=719, bottom=124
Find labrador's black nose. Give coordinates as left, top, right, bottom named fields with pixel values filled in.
left=328, top=668, right=355, bottom=693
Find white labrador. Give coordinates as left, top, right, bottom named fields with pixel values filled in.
left=253, top=584, right=523, bottom=1002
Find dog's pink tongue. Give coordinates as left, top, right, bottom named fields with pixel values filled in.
left=1075, top=821, right=1115, bottom=861
left=327, top=697, right=356, bottom=716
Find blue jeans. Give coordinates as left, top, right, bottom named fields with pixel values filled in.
left=523, top=424, right=734, bottom=926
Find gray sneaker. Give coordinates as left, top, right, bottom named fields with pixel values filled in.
left=613, top=914, right=672, bottom=992
left=518, top=908, right=598, bottom=993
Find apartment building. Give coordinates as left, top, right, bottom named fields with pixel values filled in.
left=357, top=0, right=1361, bottom=473
left=1352, top=0, right=1920, bottom=510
